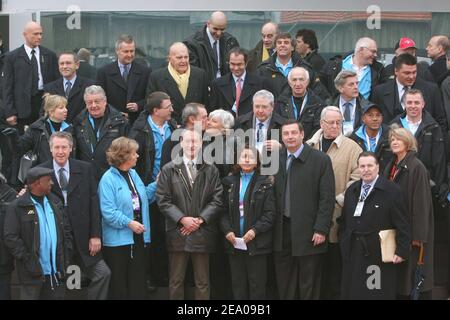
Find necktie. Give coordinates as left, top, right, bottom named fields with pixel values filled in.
left=187, top=161, right=197, bottom=185
left=65, top=81, right=72, bottom=98
left=123, top=64, right=129, bottom=83
left=286, top=154, right=295, bottom=173
left=212, top=40, right=219, bottom=64
left=235, top=77, right=242, bottom=113
left=343, top=102, right=352, bottom=122
left=284, top=154, right=295, bottom=218
left=31, top=49, right=39, bottom=95
left=59, top=168, right=68, bottom=191
left=400, top=86, right=409, bottom=108
left=257, top=122, right=264, bottom=142
left=361, top=183, right=371, bottom=201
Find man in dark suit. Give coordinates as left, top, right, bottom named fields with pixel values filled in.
left=247, top=22, right=278, bottom=73
left=210, top=47, right=268, bottom=117
left=44, top=52, right=95, bottom=123
left=234, top=90, right=286, bottom=156
left=295, top=29, right=326, bottom=74
left=97, top=34, right=150, bottom=124
left=372, top=53, right=447, bottom=135
left=148, top=42, right=208, bottom=123
left=183, top=11, right=239, bottom=85
left=275, top=66, right=325, bottom=140
left=426, top=35, right=449, bottom=87
left=1, top=21, right=59, bottom=133
left=38, top=131, right=111, bottom=300
left=77, top=48, right=97, bottom=81
left=327, top=70, right=372, bottom=137
left=273, top=120, right=335, bottom=299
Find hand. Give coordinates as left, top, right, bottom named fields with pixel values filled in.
left=392, top=254, right=405, bottom=264
left=1, top=127, right=18, bottom=137
left=126, top=103, right=139, bottom=113
left=180, top=217, right=201, bottom=234
left=243, top=229, right=256, bottom=243
left=225, top=232, right=236, bottom=245
left=89, top=237, right=102, bottom=256
left=412, top=240, right=422, bottom=248
left=128, top=220, right=146, bottom=234
left=6, top=116, right=17, bottom=126
left=264, top=140, right=282, bottom=152
left=311, top=233, right=326, bottom=246
left=121, top=112, right=129, bottom=119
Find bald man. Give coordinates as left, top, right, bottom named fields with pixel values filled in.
left=148, top=42, right=209, bottom=123
left=247, top=22, right=279, bottom=72
left=183, top=11, right=239, bottom=85
left=426, top=35, right=449, bottom=86
left=2, top=21, right=59, bottom=132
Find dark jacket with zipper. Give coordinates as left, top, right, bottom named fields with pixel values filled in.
left=73, top=105, right=128, bottom=181
left=156, top=160, right=223, bottom=253
left=3, top=192, right=73, bottom=285
left=128, top=111, right=177, bottom=185
left=0, top=183, right=17, bottom=275
left=391, top=111, right=448, bottom=205
left=220, top=173, right=276, bottom=255
left=275, top=89, right=325, bottom=140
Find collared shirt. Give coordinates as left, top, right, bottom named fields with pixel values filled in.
left=255, top=117, right=271, bottom=153
left=64, top=75, right=77, bottom=96
left=147, top=116, right=172, bottom=180
left=118, top=61, right=132, bottom=78
left=275, top=58, right=293, bottom=78
left=286, top=144, right=304, bottom=169
left=403, top=116, right=422, bottom=136
left=232, top=71, right=246, bottom=86
left=342, top=55, right=372, bottom=99
left=359, top=175, right=379, bottom=201
left=396, top=79, right=410, bottom=110
left=53, top=160, right=70, bottom=205
left=207, top=28, right=221, bottom=78
left=183, top=156, right=198, bottom=184
left=24, top=44, right=44, bottom=90
left=339, top=96, right=357, bottom=136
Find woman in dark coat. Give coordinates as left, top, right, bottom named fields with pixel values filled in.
left=383, top=126, right=434, bottom=299
left=221, top=146, right=276, bottom=300
left=339, top=152, right=410, bottom=300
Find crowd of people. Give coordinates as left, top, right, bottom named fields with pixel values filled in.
left=0, top=11, right=449, bottom=300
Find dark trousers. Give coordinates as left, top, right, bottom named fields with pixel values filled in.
left=103, top=235, right=147, bottom=300
left=20, top=275, right=65, bottom=300
left=148, top=203, right=168, bottom=286
left=210, top=234, right=232, bottom=299
left=228, top=251, right=268, bottom=300
left=320, top=243, right=342, bottom=300
left=16, top=91, right=43, bottom=134
left=0, top=273, right=11, bottom=300
left=169, top=251, right=210, bottom=300
left=274, top=217, right=323, bottom=300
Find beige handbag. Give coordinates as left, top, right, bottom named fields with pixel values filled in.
left=379, top=229, right=396, bottom=263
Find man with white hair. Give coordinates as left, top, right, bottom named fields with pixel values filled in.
left=321, top=37, right=384, bottom=99
left=307, top=106, right=362, bottom=299
left=2, top=21, right=59, bottom=132
left=275, top=67, right=325, bottom=139
left=184, top=11, right=239, bottom=85
left=426, top=35, right=449, bottom=86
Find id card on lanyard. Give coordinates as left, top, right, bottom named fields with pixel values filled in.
left=353, top=201, right=364, bottom=217
left=128, top=173, right=140, bottom=211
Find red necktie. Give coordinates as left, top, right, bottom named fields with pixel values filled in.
left=235, top=77, right=242, bottom=114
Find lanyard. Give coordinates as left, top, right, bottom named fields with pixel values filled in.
left=88, top=114, right=101, bottom=140
left=364, top=128, right=381, bottom=152
left=291, top=95, right=308, bottom=119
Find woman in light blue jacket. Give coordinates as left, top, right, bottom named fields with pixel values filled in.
left=99, top=137, right=156, bottom=300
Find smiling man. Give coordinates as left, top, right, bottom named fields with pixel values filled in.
left=44, top=52, right=95, bottom=123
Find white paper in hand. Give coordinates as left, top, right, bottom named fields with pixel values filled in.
left=234, top=238, right=248, bottom=251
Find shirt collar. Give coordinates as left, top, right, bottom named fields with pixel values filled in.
left=24, top=44, right=39, bottom=56
left=64, top=75, right=77, bottom=86
left=339, top=96, right=356, bottom=108
left=118, top=61, right=132, bottom=70
left=396, top=79, right=406, bottom=92
left=148, top=114, right=169, bottom=133
left=255, top=117, right=270, bottom=128
left=232, top=71, right=246, bottom=83
left=53, top=159, right=70, bottom=173
left=183, top=156, right=198, bottom=167
left=287, top=144, right=304, bottom=159
left=207, top=28, right=217, bottom=47
left=349, top=55, right=368, bottom=71
left=362, top=175, right=379, bottom=188
left=275, top=58, right=293, bottom=69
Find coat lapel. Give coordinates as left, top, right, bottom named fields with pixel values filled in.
left=110, top=63, right=127, bottom=91
left=19, top=46, right=31, bottom=65
left=126, top=64, right=142, bottom=101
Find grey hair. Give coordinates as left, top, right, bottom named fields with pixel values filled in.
left=115, top=34, right=134, bottom=51
left=320, top=106, right=343, bottom=121
left=253, top=89, right=274, bottom=106
left=84, top=85, right=107, bottom=101
left=355, top=37, right=375, bottom=52
left=334, top=70, right=357, bottom=90
left=49, top=131, right=74, bottom=148
left=209, top=109, right=235, bottom=130
left=181, top=103, right=206, bottom=126
left=288, top=67, right=310, bottom=82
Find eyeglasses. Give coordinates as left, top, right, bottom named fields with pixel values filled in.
left=160, top=103, right=173, bottom=110
left=362, top=47, right=378, bottom=55
left=322, top=119, right=342, bottom=126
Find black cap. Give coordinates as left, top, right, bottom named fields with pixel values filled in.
left=26, top=167, right=54, bottom=184
left=362, top=102, right=382, bottom=115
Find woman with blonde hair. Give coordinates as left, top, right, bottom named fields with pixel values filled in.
left=383, top=125, right=434, bottom=299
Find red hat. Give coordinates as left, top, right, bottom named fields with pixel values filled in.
left=398, top=37, right=416, bottom=50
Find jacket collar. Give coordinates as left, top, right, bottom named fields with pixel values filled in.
left=307, top=129, right=345, bottom=149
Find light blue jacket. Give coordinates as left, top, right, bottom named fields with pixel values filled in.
left=99, top=167, right=156, bottom=246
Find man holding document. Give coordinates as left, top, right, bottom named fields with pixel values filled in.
left=220, top=146, right=276, bottom=300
